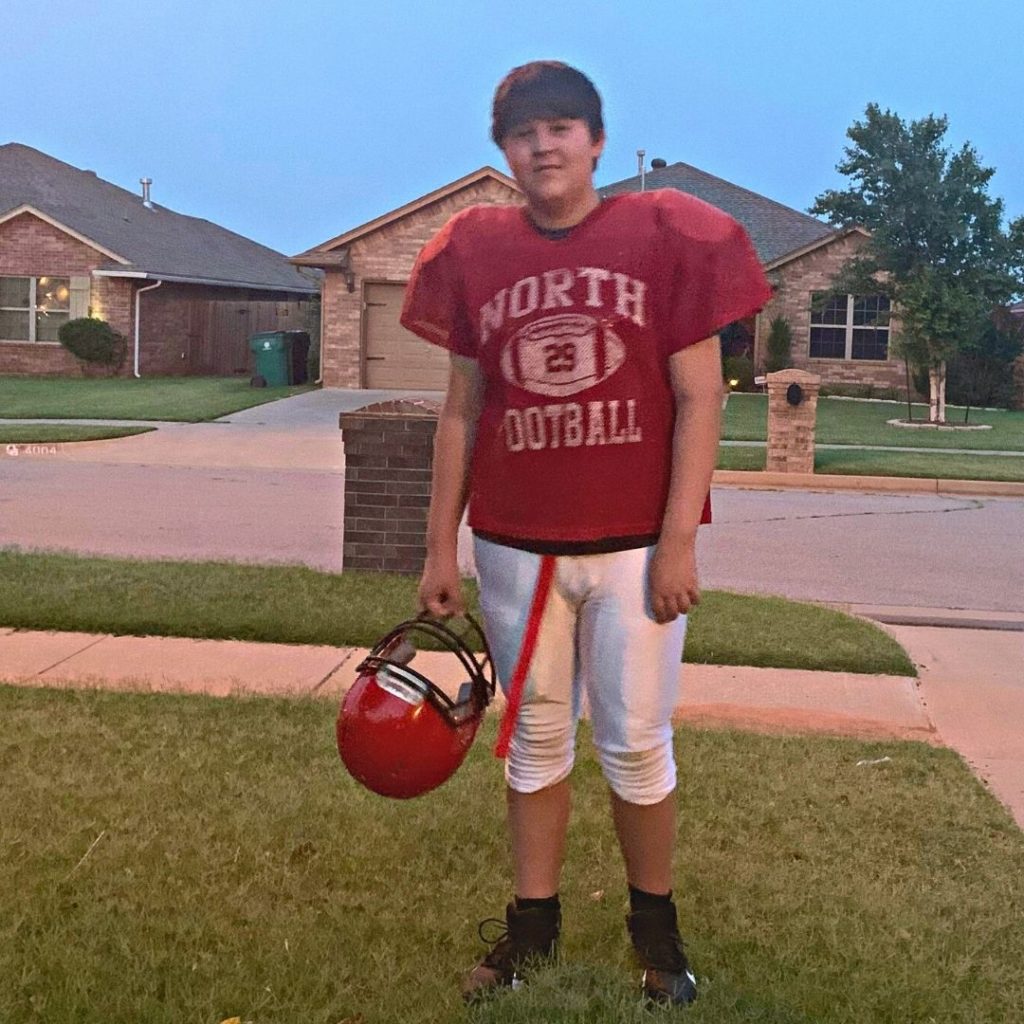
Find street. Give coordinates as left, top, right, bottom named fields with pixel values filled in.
left=2, top=408, right=1021, bottom=614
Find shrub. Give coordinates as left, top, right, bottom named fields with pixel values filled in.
left=765, top=316, right=792, bottom=372
left=58, top=318, right=127, bottom=368
left=722, top=354, right=755, bottom=391
left=820, top=383, right=905, bottom=401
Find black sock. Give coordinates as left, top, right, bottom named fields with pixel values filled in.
left=628, top=885, right=673, bottom=911
left=515, top=893, right=560, bottom=912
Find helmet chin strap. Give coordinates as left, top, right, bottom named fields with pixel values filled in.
left=493, top=555, right=557, bottom=759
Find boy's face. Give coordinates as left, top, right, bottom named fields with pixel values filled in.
left=501, top=117, right=605, bottom=211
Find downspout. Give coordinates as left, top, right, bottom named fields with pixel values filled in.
left=133, top=280, right=163, bottom=378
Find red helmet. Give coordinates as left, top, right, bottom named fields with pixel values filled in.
left=336, top=614, right=495, bottom=799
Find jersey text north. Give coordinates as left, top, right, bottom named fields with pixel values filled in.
left=481, top=268, right=647, bottom=344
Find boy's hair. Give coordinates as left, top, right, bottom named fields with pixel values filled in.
left=491, top=61, right=604, bottom=146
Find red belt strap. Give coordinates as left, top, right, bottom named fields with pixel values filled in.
left=493, top=554, right=557, bottom=759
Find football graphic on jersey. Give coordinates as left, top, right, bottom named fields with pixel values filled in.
left=501, top=313, right=625, bottom=397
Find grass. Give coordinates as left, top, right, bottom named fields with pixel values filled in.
left=814, top=448, right=1024, bottom=482
left=0, top=376, right=314, bottom=422
left=717, top=444, right=1024, bottom=482
left=0, top=425, right=155, bottom=444
left=1, top=685, right=1021, bottom=1024
left=723, top=393, right=1024, bottom=450
left=0, top=549, right=914, bottom=676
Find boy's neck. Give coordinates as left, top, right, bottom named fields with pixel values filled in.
left=527, top=186, right=601, bottom=231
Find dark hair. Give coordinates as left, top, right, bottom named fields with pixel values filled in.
left=491, top=61, right=604, bottom=146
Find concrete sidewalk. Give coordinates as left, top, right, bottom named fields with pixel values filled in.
left=0, top=625, right=931, bottom=740
left=3, top=625, right=1021, bottom=826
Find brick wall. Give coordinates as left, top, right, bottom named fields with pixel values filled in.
left=137, top=282, right=194, bottom=375
left=340, top=400, right=441, bottom=573
left=0, top=211, right=124, bottom=376
left=1, top=210, right=313, bottom=377
left=755, top=232, right=905, bottom=391
left=321, top=178, right=523, bottom=388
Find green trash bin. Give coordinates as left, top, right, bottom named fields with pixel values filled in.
left=249, top=331, right=292, bottom=387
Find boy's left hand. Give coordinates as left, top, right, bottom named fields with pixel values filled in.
left=648, top=539, right=701, bottom=623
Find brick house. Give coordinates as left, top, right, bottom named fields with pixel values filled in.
left=0, top=143, right=318, bottom=377
left=296, top=160, right=900, bottom=391
left=292, top=167, right=522, bottom=389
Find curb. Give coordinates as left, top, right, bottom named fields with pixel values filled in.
left=835, top=604, right=1024, bottom=632
left=712, top=469, right=1024, bottom=499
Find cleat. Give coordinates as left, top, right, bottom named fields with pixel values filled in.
left=461, top=901, right=560, bottom=1002
left=626, top=902, right=698, bottom=1006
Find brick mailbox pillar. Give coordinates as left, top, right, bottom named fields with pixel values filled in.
left=765, top=369, right=822, bottom=474
left=340, top=399, right=441, bottom=574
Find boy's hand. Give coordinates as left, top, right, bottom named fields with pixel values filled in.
left=418, top=552, right=465, bottom=618
left=648, top=538, right=700, bottom=623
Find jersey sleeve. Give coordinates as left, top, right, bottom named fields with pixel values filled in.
left=659, top=194, right=772, bottom=354
left=400, top=214, right=476, bottom=358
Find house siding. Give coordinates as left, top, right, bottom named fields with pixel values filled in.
left=1, top=210, right=314, bottom=377
left=320, top=178, right=522, bottom=388
left=0, top=211, right=134, bottom=375
left=756, top=232, right=904, bottom=390
left=138, top=283, right=313, bottom=376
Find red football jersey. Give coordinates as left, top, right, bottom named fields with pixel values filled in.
left=401, top=189, right=771, bottom=544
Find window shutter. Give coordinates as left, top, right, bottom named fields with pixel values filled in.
left=69, top=275, right=90, bottom=319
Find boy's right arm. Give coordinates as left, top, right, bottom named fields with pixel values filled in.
left=418, top=353, right=484, bottom=617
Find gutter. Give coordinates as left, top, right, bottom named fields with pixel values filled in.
left=93, top=269, right=317, bottom=295
left=134, top=280, right=163, bottom=378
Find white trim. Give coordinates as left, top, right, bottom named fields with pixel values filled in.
left=809, top=292, right=891, bottom=361
left=0, top=274, right=71, bottom=343
left=0, top=205, right=129, bottom=263
left=765, top=226, right=871, bottom=271
left=92, top=269, right=317, bottom=294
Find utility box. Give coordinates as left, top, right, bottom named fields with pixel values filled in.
left=340, top=400, right=441, bottom=574
left=765, top=369, right=822, bottom=474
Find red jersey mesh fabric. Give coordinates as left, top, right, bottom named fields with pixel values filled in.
left=400, top=190, right=771, bottom=545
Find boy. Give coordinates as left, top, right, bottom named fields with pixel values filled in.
left=400, top=61, right=770, bottom=1006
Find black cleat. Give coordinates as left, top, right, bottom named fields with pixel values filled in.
left=462, top=901, right=560, bottom=1002
left=626, top=901, right=698, bottom=1006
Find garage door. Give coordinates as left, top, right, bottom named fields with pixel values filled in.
left=363, top=282, right=450, bottom=390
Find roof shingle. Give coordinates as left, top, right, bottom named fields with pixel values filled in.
left=0, top=143, right=316, bottom=293
left=599, top=161, right=835, bottom=264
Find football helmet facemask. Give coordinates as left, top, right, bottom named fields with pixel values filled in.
left=336, top=614, right=495, bottom=799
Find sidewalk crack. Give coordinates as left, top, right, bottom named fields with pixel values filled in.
left=309, top=648, right=361, bottom=695
left=34, top=633, right=110, bottom=676
left=729, top=498, right=983, bottom=526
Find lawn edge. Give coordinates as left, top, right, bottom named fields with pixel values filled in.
left=712, top=469, right=1024, bottom=498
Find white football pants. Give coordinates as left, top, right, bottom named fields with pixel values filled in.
left=473, top=536, right=688, bottom=805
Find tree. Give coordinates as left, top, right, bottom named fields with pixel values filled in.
left=946, top=309, right=1024, bottom=417
left=765, top=315, right=793, bottom=372
left=811, top=104, right=1024, bottom=423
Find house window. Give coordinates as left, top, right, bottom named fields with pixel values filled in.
left=809, top=292, right=890, bottom=360
left=0, top=276, right=71, bottom=342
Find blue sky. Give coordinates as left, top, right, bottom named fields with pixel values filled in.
left=4, top=0, right=1021, bottom=256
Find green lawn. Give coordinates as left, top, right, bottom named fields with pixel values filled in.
left=0, top=376, right=314, bottom=422
left=717, top=444, right=1024, bottom=482
left=0, top=425, right=155, bottom=444
left=1, top=686, right=1020, bottom=1024
left=723, top=393, right=1024, bottom=450
left=0, top=550, right=913, bottom=676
